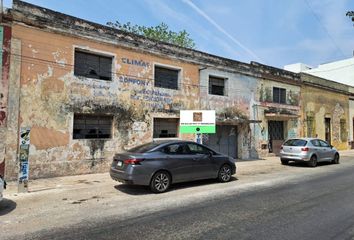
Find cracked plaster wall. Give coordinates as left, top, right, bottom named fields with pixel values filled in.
left=5, top=24, right=199, bottom=179
left=302, top=84, right=349, bottom=150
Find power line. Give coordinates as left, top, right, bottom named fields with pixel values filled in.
left=304, top=0, right=347, bottom=58
left=6, top=50, right=266, bottom=94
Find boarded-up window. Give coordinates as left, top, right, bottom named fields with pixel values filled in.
left=273, top=87, right=286, bottom=104
left=153, top=118, right=179, bottom=138
left=340, top=119, right=347, bottom=142
left=209, top=76, right=225, bottom=96
left=154, top=66, right=179, bottom=90
left=306, top=116, right=315, bottom=137
left=74, top=50, right=112, bottom=80
left=73, top=114, right=113, bottom=139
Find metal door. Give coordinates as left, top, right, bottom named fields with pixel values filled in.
left=204, top=125, right=237, bottom=158
left=325, top=118, right=331, bottom=144
left=268, top=121, right=284, bottom=155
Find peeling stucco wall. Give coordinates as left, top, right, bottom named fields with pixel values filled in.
left=200, top=68, right=259, bottom=159
left=255, top=79, right=301, bottom=157
left=301, top=74, right=349, bottom=150
left=4, top=24, right=200, bottom=179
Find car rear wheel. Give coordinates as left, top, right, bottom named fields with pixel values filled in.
left=281, top=159, right=289, bottom=165
left=308, top=155, right=317, bottom=167
left=331, top=153, right=339, bottom=164
left=150, top=171, right=171, bottom=193
left=218, top=164, right=232, bottom=182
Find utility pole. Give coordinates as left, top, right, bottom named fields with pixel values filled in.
left=0, top=0, right=3, bottom=23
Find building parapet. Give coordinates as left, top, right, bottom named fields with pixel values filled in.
left=7, top=0, right=303, bottom=85
left=301, top=73, right=351, bottom=95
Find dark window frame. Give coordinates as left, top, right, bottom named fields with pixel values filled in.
left=73, top=114, right=113, bottom=139
left=209, top=76, right=226, bottom=96
left=74, top=49, right=113, bottom=81
left=273, top=87, right=286, bottom=104
left=154, top=65, right=180, bottom=90
left=153, top=118, right=179, bottom=139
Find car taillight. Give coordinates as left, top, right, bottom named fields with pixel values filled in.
left=124, top=158, right=144, bottom=165
left=301, top=147, right=309, bottom=152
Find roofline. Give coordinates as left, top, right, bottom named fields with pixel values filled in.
left=8, top=0, right=301, bottom=85
left=300, top=73, right=351, bottom=95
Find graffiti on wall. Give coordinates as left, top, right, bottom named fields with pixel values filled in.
left=121, top=57, right=151, bottom=77
left=19, top=128, right=31, bottom=189
left=121, top=58, right=150, bottom=68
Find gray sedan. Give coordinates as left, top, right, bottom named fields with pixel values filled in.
left=110, top=140, right=236, bottom=193
left=279, top=138, right=339, bottom=167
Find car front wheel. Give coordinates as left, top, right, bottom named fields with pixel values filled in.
left=218, top=164, right=232, bottom=182
left=150, top=171, right=171, bottom=193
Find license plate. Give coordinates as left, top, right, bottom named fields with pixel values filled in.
left=117, top=161, right=123, bottom=167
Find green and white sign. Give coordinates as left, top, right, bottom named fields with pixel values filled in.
left=180, top=110, right=216, bottom=133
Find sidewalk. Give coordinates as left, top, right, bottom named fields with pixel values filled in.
left=4, top=149, right=354, bottom=197
left=4, top=156, right=280, bottom=197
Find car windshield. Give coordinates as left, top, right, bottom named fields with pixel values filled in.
left=283, top=139, right=307, bottom=147
left=127, top=142, right=161, bottom=153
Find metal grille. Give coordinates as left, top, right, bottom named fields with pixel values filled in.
left=153, top=118, right=178, bottom=138
left=268, top=121, right=284, bottom=140
left=73, top=114, right=113, bottom=139
left=209, top=76, right=225, bottom=96
left=74, top=50, right=112, bottom=80
left=154, top=66, right=179, bottom=90
left=273, top=87, right=286, bottom=104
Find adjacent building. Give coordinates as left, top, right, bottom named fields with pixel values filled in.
left=285, top=58, right=354, bottom=149
left=300, top=73, right=350, bottom=150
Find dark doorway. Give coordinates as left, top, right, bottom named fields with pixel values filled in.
left=204, top=125, right=237, bottom=159
left=325, top=118, right=331, bottom=144
left=268, top=120, right=284, bottom=155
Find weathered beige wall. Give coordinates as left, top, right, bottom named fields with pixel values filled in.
left=302, top=84, right=349, bottom=150
left=256, top=79, right=301, bottom=157
left=6, top=24, right=200, bottom=179
left=4, top=38, right=21, bottom=178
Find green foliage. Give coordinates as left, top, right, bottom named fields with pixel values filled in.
left=347, top=11, right=354, bottom=23
left=107, top=21, right=196, bottom=49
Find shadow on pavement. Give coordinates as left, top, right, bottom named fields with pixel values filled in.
left=114, top=185, right=151, bottom=195
left=287, top=161, right=333, bottom=168
left=0, top=198, right=17, bottom=216
left=114, top=177, right=238, bottom=195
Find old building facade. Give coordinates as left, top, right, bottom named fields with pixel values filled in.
left=0, top=0, right=351, bottom=180
left=301, top=73, right=350, bottom=150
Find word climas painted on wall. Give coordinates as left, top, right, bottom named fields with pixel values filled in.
left=121, top=58, right=150, bottom=68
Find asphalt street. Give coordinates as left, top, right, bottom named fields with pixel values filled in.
left=12, top=156, right=354, bottom=240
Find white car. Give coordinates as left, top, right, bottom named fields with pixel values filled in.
left=0, top=175, right=5, bottom=202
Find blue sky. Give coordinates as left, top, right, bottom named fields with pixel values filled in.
left=4, top=0, right=354, bottom=68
